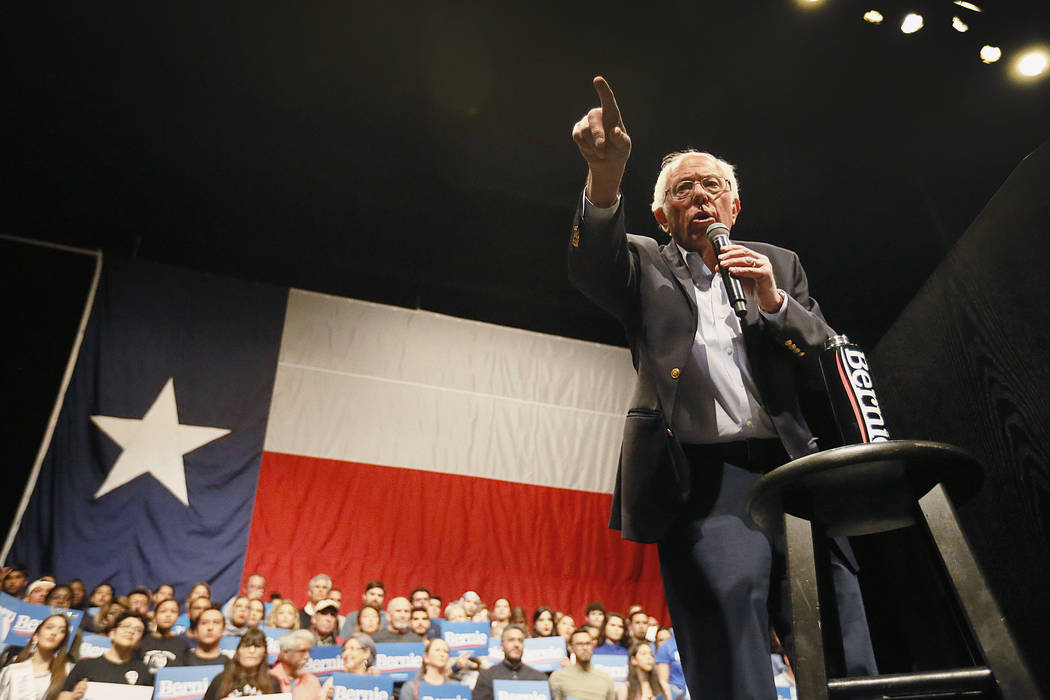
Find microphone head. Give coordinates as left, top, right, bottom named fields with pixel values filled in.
left=705, top=222, right=730, bottom=244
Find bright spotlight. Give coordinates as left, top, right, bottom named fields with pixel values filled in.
left=980, top=45, right=1001, bottom=64
left=1016, top=50, right=1049, bottom=77
left=863, top=10, right=884, bottom=24
left=901, top=13, right=924, bottom=34
left=794, top=0, right=825, bottom=8
left=953, top=1, right=981, bottom=12
left=952, top=16, right=968, bottom=32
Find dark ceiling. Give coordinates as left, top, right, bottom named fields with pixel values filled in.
left=6, top=0, right=1050, bottom=350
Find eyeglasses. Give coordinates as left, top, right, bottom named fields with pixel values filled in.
left=667, top=175, right=730, bottom=200
left=116, top=624, right=145, bottom=634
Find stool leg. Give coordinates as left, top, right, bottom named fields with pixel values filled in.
left=918, top=483, right=1043, bottom=699
left=785, top=512, right=829, bottom=700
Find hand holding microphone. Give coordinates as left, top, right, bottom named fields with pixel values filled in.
left=706, top=223, right=784, bottom=316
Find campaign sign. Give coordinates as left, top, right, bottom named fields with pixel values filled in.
left=493, top=680, right=551, bottom=700
left=152, top=664, right=224, bottom=700
left=441, top=622, right=489, bottom=657
left=483, top=637, right=504, bottom=665
left=329, top=672, right=395, bottom=700
left=522, top=638, right=566, bottom=672
left=373, top=642, right=425, bottom=682
left=590, top=654, right=628, bottom=683
left=0, top=592, right=83, bottom=648
left=260, top=625, right=286, bottom=663
left=172, top=614, right=190, bottom=637
left=219, top=636, right=239, bottom=658
left=302, top=645, right=344, bottom=680
left=79, top=633, right=113, bottom=659
left=419, top=682, right=471, bottom=700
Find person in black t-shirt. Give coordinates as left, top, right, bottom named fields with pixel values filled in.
left=59, top=611, right=153, bottom=699
left=184, top=607, right=230, bottom=668
left=141, top=598, right=190, bottom=672
left=202, top=629, right=280, bottom=700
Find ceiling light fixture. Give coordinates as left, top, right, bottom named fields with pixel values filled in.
left=952, top=16, right=968, bottom=32
left=901, top=13, right=924, bottom=34
left=953, top=1, right=982, bottom=12
left=979, top=45, right=1001, bottom=64
left=1016, top=50, right=1048, bottom=77
left=863, top=10, right=884, bottom=24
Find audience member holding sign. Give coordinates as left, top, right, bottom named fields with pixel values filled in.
left=0, top=614, right=72, bottom=700
left=341, top=634, right=378, bottom=675
left=397, top=639, right=463, bottom=700
left=202, top=629, right=280, bottom=700
left=473, top=625, right=547, bottom=700
left=141, top=599, right=189, bottom=673
left=269, top=631, right=332, bottom=700
left=58, top=612, right=153, bottom=699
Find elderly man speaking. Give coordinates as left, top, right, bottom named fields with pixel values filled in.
left=567, top=76, right=877, bottom=700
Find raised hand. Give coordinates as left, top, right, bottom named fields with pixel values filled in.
left=571, top=76, right=632, bottom=207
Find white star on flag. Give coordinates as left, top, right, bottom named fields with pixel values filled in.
left=90, top=377, right=230, bottom=506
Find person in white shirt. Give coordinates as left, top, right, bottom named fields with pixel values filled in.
left=0, top=614, right=72, bottom=700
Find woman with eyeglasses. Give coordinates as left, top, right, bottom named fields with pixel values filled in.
left=0, top=614, right=72, bottom=700
left=202, top=629, right=279, bottom=700
left=341, top=633, right=379, bottom=676
left=59, top=611, right=153, bottom=699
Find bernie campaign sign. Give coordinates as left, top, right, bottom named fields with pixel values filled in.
left=418, top=683, right=471, bottom=700
left=493, top=680, right=551, bottom=700
left=78, top=633, right=112, bottom=659
left=0, top=593, right=83, bottom=649
left=590, top=654, right=628, bottom=683
left=329, top=673, right=395, bottom=700
left=374, top=642, right=425, bottom=682
left=302, top=645, right=344, bottom=680
left=152, top=664, right=224, bottom=700
left=521, top=637, right=566, bottom=672
left=440, top=621, right=489, bottom=657
left=483, top=637, right=503, bottom=665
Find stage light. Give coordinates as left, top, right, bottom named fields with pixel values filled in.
left=794, top=0, right=825, bottom=9
left=1015, top=49, right=1048, bottom=77
left=980, top=45, right=1001, bottom=63
left=863, top=10, right=884, bottom=24
left=901, top=13, right=923, bottom=34
left=952, top=16, right=968, bottom=32
left=952, top=1, right=981, bottom=12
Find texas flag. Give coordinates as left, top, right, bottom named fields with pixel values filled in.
left=7, top=256, right=667, bottom=618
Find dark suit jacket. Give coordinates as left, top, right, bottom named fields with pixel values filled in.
left=568, top=195, right=836, bottom=543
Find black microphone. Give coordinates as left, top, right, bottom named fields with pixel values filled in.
left=706, top=222, right=747, bottom=317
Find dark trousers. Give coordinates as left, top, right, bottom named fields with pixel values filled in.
left=657, top=441, right=877, bottom=700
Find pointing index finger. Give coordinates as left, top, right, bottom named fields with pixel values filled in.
left=593, top=76, right=624, bottom=131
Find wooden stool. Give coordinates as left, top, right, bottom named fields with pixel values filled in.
left=747, top=440, right=1041, bottom=699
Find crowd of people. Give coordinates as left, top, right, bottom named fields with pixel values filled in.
left=0, top=566, right=794, bottom=700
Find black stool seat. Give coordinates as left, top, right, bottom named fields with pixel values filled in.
left=748, top=439, right=983, bottom=536
left=745, top=440, right=1041, bottom=699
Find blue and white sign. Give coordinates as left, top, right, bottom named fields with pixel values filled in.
left=0, top=593, right=83, bottom=648
left=493, top=680, right=551, bottom=700
left=329, top=673, right=394, bottom=700
left=374, top=642, right=425, bottom=681
left=218, top=636, right=239, bottom=658
left=483, top=637, right=503, bottom=665
left=172, top=614, right=190, bottom=637
left=260, top=625, right=285, bottom=664
left=522, top=638, right=566, bottom=672
left=441, top=622, right=489, bottom=657
left=303, top=645, right=344, bottom=680
left=590, top=654, right=628, bottom=683
left=419, top=682, right=471, bottom=700
left=79, top=633, right=112, bottom=659
left=152, top=664, right=224, bottom=700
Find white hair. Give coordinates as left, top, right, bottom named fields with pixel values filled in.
left=650, top=150, right=740, bottom=232
left=308, top=573, right=332, bottom=587
left=279, top=629, right=314, bottom=652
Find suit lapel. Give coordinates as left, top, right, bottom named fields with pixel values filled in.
left=660, top=242, right=699, bottom=319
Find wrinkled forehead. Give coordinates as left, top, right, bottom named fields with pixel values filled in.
left=669, top=154, right=722, bottom=182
